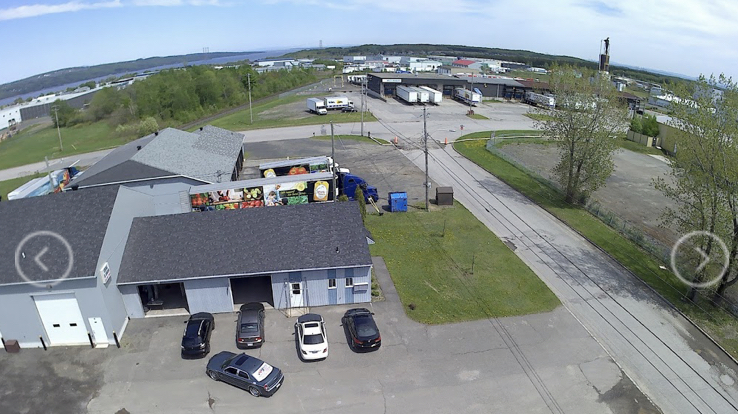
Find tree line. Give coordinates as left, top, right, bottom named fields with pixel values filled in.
left=0, top=52, right=254, bottom=102
left=52, top=65, right=318, bottom=134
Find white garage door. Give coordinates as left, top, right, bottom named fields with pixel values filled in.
left=34, top=293, right=88, bottom=346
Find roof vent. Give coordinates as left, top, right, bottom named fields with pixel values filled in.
left=200, top=126, right=204, bottom=131
left=154, top=131, right=158, bottom=136
left=71, top=185, right=79, bottom=191
left=136, top=145, right=142, bottom=151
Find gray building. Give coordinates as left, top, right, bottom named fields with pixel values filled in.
left=0, top=186, right=145, bottom=348
left=117, top=201, right=372, bottom=318
left=0, top=126, right=373, bottom=350
left=367, top=73, right=524, bottom=100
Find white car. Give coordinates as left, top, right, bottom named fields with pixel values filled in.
left=296, top=313, right=328, bottom=361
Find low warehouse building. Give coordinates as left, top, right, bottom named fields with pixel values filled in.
left=367, top=73, right=525, bottom=100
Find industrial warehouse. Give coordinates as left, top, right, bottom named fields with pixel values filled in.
left=366, top=72, right=529, bottom=101
left=0, top=126, right=373, bottom=349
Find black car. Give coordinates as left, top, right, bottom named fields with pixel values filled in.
left=237, top=302, right=265, bottom=348
left=206, top=351, right=285, bottom=397
left=341, top=308, right=381, bottom=351
left=181, top=312, right=215, bottom=358
left=341, top=106, right=357, bottom=112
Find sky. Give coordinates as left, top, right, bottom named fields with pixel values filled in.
left=1, top=0, right=737, bottom=85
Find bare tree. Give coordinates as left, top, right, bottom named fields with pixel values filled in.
left=534, top=65, right=628, bottom=204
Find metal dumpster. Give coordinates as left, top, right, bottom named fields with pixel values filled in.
left=388, top=192, right=408, bottom=212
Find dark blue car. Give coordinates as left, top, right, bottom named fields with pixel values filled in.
left=206, top=352, right=285, bottom=397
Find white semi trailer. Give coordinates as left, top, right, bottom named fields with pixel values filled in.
left=413, top=87, right=430, bottom=103
left=420, top=86, right=443, bottom=104
left=453, top=88, right=482, bottom=106
left=524, top=91, right=556, bottom=109
left=396, top=85, right=418, bottom=104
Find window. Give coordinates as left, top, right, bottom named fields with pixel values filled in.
left=224, top=367, right=238, bottom=375
left=345, top=277, right=354, bottom=287
left=328, top=278, right=336, bottom=289
left=291, top=283, right=301, bottom=294
left=237, top=371, right=250, bottom=380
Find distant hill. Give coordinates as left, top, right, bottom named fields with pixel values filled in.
left=0, top=52, right=262, bottom=102
left=286, top=43, right=690, bottom=86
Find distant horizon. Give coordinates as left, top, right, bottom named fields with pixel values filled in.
left=1, top=1, right=734, bottom=87
left=1, top=44, right=697, bottom=89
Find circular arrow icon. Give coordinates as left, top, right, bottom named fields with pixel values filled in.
left=14, top=230, right=74, bottom=288
left=670, top=231, right=729, bottom=289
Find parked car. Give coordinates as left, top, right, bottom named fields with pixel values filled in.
left=181, top=312, right=215, bottom=358
left=295, top=313, right=328, bottom=360
left=237, top=302, right=265, bottom=348
left=341, top=106, right=357, bottom=113
left=206, top=351, right=285, bottom=397
left=342, top=308, right=381, bottom=351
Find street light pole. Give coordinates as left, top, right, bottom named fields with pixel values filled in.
left=52, top=105, right=63, bottom=151
left=360, top=77, right=365, bottom=137
left=423, top=106, right=429, bottom=212
left=247, top=73, right=253, bottom=124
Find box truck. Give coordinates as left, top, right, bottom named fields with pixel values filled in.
left=7, top=167, right=79, bottom=200
left=258, top=156, right=378, bottom=202
left=324, top=96, right=354, bottom=110
left=307, top=98, right=327, bottom=115
left=396, top=85, right=418, bottom=104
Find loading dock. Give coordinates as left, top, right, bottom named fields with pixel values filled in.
left=230, top=275, right=274, bottom=308
left=34, top=293, right=89, bottom=346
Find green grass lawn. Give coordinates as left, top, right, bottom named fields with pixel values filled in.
left=524, top=113, right=556, bottom=122
left=618, top=137, right=666, bottom=156
left=365, top=202, right=560, bottom=324
left=466, top=113, right=489, bottom=120
left=0, top=122, right=129, bottom=170
left=454, top=137, right=738, bottom=358
left=0, top=173, right=46, bottom=201
left=311, top=134, right=390, bottom=145
left=207, top=94, right=378, bottom=131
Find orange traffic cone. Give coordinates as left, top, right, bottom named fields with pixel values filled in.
left=394, top=136, right=398, bottom=144
left=445, top=138, right=448, bottom=145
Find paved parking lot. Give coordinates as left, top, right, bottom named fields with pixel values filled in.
left=0, top=258, right=657, bottom=414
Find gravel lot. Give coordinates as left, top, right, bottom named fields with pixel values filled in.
left=496, top=142, right=680, bottom=247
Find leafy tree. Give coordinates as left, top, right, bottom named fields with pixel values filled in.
left=534, top=65, right=628, bottom=204
left=354, top=185, right=366, bottom=224
left=137, top=117, right=159, bottom=136
left=50, top=99, right=77, bottom=127
left=654, top=74, right=738, bottom=303
left=88, top=87, right=124, bottom=121
left=630, top=116, right=642, bottom=134
left=641, top=114, right=660, bottom=137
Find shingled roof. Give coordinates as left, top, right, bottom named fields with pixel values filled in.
left=0, top=186, right=120, bottom=285
left=73, top=126, right=243, bottom=188
left=117, top=202, right=372, bottom=284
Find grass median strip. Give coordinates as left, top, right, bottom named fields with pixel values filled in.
left=311, top=134, right=389, bottom=145
left=454, top=135, right=738, bottom=358
left=365, top=202, right=560, bottom=324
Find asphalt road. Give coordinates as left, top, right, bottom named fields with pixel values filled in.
left=402, top=145, right=738, bottom=414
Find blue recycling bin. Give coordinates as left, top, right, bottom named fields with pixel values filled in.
left=389, top=192, right=407, bottom=212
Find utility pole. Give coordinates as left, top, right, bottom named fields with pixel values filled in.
left=51, top=105, right=63, bottom=151
left=423, top=106, right=429, bottom=212
left=247, top=73, right=253, bottom=124
left=360, top=77, right=365, bottom=136
left=331, top=122, right=336, bottom=200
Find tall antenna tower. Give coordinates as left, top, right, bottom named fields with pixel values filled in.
left=203, top=47, right=210, bottom=54
left=319, top=40, right=323, bottom=49
left=598, top=37, right=610, bottom=74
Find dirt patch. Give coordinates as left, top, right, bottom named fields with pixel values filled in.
left=496, top=143, right=681, bottom=248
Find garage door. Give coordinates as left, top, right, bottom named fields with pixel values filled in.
left=34, top=293, right=88, bottom=346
